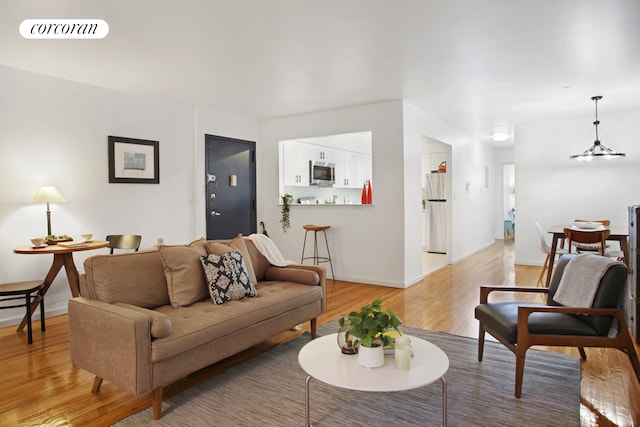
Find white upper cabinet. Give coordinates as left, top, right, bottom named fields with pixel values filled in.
left=335, top=151, right=371, bottom=188
left=282, top=140, right=309, bottom=186
left=308, top=144, right=336, bottom=163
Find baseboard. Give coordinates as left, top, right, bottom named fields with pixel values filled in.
left=0, top=305, right=68, bottom=329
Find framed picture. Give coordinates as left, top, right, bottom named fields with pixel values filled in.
left=108, top=136, right=159, bottom=184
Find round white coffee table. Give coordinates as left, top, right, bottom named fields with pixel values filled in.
left=298, top=333, right=449, bottom=426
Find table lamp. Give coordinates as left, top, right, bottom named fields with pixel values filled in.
left=32, top=185, right=66, bottom=236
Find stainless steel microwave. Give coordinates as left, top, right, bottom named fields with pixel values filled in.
left=309, top=161, right=335, bottom=186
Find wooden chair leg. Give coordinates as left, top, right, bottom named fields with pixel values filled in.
left=310, top=318, right=317, bottom=339
left=515, top=345, right=527, bottom=398
left=578, top=347, right=587, bottom=360
left=91, top=376, right=103, bottom=393
left=152, top=387, right=163, bottom=420
left=620, top=327, right=640, bottom=384
left=477, top=323, right=485, bottom=361
left=536, top=254, right=549, bottom=286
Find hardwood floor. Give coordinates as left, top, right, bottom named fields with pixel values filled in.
left=0, top=240, right=638, bottom=426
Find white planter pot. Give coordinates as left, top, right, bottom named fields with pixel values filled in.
left=357, top=344, right=384, bottom=368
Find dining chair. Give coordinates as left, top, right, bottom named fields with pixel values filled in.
left=572, top=219, right=610, bottom=253
left=564, top=227, right=610, bottom=256
left=0, top=280, right=45, bottom=344
left=105, top=235, right=142, bottom=254
left=475, top=254, right=640, bottom=398
left=535, top=222, right=567, bottom=286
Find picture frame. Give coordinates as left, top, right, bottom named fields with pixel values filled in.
left=108, top=136, right=159, bottom=184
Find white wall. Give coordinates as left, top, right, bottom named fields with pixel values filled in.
left=260, top=101, right=499, bottom=288
left=514, top=109, right=640, bottom=266
left=260, top=101, right=409, bottom=287
left=0, top=66, right=260, bottom=326
left=403, top=102, right=497, bottom=264
left=0, top=66, right=502, bottom=325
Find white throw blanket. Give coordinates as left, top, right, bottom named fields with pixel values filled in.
left=554, top=254, right=618, bottom=307
left=246, top=234, right=295, bottom=267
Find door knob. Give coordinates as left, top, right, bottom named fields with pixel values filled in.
left=210, top=211, right=221, bottom=216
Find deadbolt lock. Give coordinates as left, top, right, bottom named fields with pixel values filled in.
left=211, top=211, right=221, bottom=216
left=210, top=193, right=216, bottom=200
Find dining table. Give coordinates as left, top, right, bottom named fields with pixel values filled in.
left=545, top=224, right=629, bottom=286
left=13, top=240, right=109, bottom=332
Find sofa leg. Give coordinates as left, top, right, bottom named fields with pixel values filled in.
left=91, top=376, right=103, bottom=393
left=152, top=387, right=163, bottom=420
left=310, top=318, right=317, bottom=339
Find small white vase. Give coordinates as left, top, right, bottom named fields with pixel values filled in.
left=357, top=344, right=384, bottom=368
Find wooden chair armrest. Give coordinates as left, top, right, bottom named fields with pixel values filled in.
left=479, top=286, right=549, bottom=304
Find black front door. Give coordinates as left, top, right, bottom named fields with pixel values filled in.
left=205, top=134, right=256, bottom=239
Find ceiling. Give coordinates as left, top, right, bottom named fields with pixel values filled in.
left=2, top=0, right=640, bottom=145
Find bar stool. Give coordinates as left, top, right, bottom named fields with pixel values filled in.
left=0, top=280, right=45, bottom=344
left=300, top=224, right=335, bottom=280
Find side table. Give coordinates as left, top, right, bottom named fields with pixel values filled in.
left=13, top=240, right=109, bottom=332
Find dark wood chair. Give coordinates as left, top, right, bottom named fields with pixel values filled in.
left=475, top=254, right=640, bottom=397
left=106, top=235, right=142, bottom=254
left=0, top=280, right=45, bottom=344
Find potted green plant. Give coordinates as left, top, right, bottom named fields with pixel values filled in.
left=280, top=193, right=293, bottom=232
left=342, top=299, right=402, bottom=367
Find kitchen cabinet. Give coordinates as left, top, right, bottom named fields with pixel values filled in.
left=334, top=150, right=371, bottom=188
left=308, top=144, right=336, bottom=163
left=282, top=140, right=309, bottom=186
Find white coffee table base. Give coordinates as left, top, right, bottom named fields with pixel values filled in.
left=299, top=333, right=449, bottom=426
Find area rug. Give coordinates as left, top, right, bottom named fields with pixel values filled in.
left=114, top=320, right=580, bottom=426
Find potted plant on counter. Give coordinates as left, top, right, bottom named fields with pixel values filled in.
left=343, top=299, right=402, bottom=367
left=280, top=193, right=293, bottom=232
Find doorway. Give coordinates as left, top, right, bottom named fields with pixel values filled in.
left=205, top=134, right=257, bottom=239
left=503, top=163, right=515, bottom=240
left=422, top=137, right=451, bottom=275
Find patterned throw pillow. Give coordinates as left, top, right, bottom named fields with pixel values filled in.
left=201, top=251, right=257, bottom=305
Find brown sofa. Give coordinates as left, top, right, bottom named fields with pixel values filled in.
left=68, top=236, right=326, bottom=419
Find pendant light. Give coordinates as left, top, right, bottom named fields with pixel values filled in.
left=570, top=95, right=625, bottom=160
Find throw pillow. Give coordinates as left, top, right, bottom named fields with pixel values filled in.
left=206, top=234, right=258, bottom=286
left=201, top=251, right=257, bottom=305
left=187, top=237, right=207, bottom=255
left=158, top=245, right=209, bottom=308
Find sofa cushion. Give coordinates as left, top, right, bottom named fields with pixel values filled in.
left=83, top=250, right=170, bottom=308
left=151, top=281, right=323, bottom=362
left=114, top=302, right=173, bottom=338
left=158, top=244, right=208, bottom=308
left=206, top=234, right=258, bottom=286
left=201, top=251, right=257, bottom=304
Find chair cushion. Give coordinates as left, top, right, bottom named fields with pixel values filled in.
left=475, top=302, right=599, bottom=344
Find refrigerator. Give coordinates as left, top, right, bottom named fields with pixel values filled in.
left=628, top=205, right=639, bottom=342
left=425, top=172, right=447, bottom=254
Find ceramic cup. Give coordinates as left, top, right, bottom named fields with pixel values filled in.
left=80, top=233, right=93, bottom=241
left=31, top=237, right=45, bottom=247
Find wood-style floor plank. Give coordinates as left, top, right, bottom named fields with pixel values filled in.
left=0, top=240, right=637, bottom=425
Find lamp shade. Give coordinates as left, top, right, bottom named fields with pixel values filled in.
left=31, top=186, right=66, bottom=204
